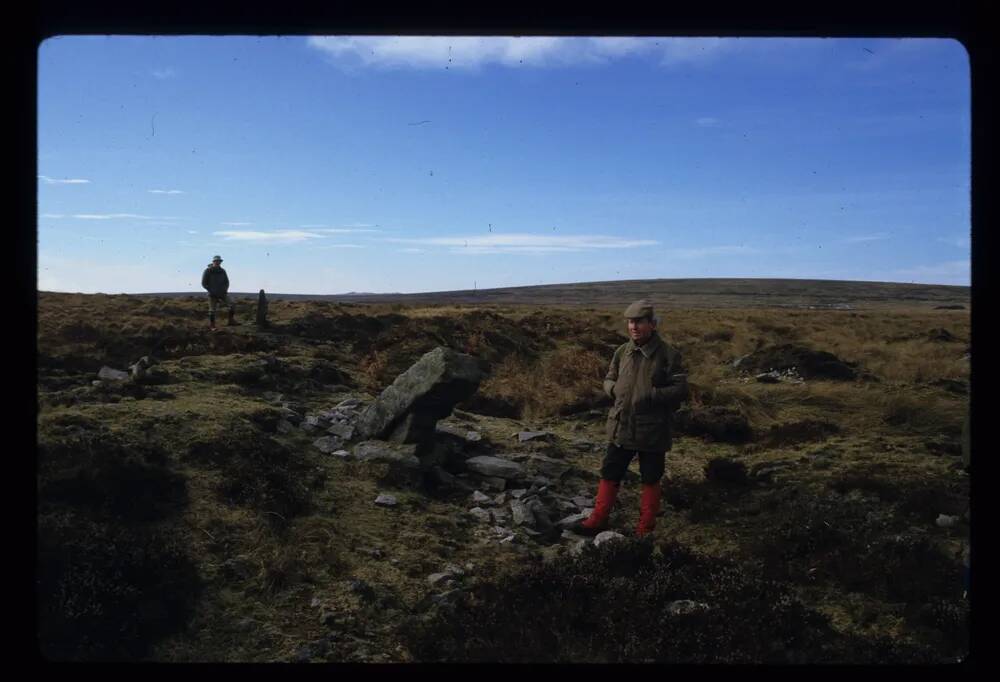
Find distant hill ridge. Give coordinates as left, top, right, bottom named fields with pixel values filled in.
left=91, top=277, right=969, bottom=309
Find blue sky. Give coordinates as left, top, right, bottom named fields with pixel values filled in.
left=37, top=36, right=970, bottom=294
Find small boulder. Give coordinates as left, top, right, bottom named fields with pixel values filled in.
left=468, top=507, right=492, bottom=523
left=593, top=531, right=626, bottom=547
left=327, top=422, right=355, bottom=440
left=471, top=490, right=492, bottom=505
left=98, top=366, right=129, bottom=382
left=313, top=436, right=343, bottom=454
left=374, top=494, right=398, bottom=507
left=465, top=455, right=525, bottom=480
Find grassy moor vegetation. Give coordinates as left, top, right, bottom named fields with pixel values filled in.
left=36, top=279, right=970, bottom=662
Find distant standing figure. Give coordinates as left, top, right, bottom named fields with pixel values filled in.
left=201, top=255, right=236, bottom=331
left=256, top=289, right=269, bottom=328
left=571, top=299, right=689, bottom=538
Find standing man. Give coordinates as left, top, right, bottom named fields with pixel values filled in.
left=573, top=300, right=689, bottom=538
left=201, top=255, right=237, bottom=331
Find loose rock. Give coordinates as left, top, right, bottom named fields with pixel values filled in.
left=374, top=494, right=398, bottom=507
left=98, top=366, right=129, bottom=382
left=465, top=455, right=525, bottom=480
left=517, top=431, right=553, bottom=443
left=313, top=436, right=343, bottom=454
left=593, top=531, right=626, bottom=547
left=666, top=600, right=710, bottom=616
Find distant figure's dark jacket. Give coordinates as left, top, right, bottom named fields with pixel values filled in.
left=604, top=332, right=689, bottom=452
left=202, top=266, right=230, bottom=297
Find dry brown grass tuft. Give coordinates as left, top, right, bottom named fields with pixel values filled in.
left=481, top=346, right=608, bottom=420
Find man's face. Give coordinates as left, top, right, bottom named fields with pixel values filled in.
left=627, top=317, right=655, bottom=345
left=212, top=260, right=222, bottom=268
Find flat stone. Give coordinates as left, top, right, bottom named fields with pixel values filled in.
left=430, top=467, right=473, bottom=491
left=490, top=509, right=511, bottom=525
left=572, top=495, right=593, bottom=508
left=336, top=397, right=362, bottom=409
left=331, top=449, right=352, bottom=460
left=427, top=572, right=454, bottom=586
left=436, top=421, right=483, bottom=443
left=510, top=489, right=528, bottom=499
left=478, top=476, right=507, bottom=491
left=471, top=490, right=492, bottom=505
left=327, top=422, right=355, bottom=440
left=98, top=366, right=129, bottom=382
left=374, top=494, right=398, bottom=507
left=524, top=454, right=572, bottom=479
left=276, top=419, right=296, bottom=434
left=666, top=600, right=710, bottom=616
left=517, top=431, right=553, bottom=443
left=313, top=436, right=343, bottom=454
left=465, top=455, right=525, bottom=480
left=593, top=531, right=626, bottom=547
left=756, top=371, right=782, bottom=383
left=468, top=507, right=492, bottom=523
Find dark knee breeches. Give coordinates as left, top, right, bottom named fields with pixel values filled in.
left=600, top=443, right=665, bottom=484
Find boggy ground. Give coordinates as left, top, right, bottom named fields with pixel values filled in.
left=36, top=291, right=970, bottom=662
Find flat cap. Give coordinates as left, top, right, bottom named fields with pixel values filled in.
left=623, top=299, right=654, bottom=319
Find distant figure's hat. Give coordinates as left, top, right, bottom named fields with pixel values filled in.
left=624, top=299, right=654, bottom=319
left=212, top=255, right=223, bottom=262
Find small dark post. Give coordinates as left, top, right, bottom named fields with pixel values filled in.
left=256, top=289, right=269, bottom=328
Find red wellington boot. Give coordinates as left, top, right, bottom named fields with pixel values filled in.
left=571, top=479, right=620, bottom=536
left=636, top=483, right=662, bottom=538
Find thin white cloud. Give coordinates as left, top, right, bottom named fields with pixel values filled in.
left=38, top=175, right=90, bottom=185
left=148, top=189, right=185, bottom=194
left=386, top=233, right=658, bottom=255
left=152, top=68, right=177, bottom=79
left=842, top=232, right=891, bottom=243
left=312, top=228, right=381, bottom=234
left=221, top=221, right=255, bottom=226
left=398, top=248, right=426, bottom=253
left=72, top=213, right=178, bottom=220
left=187, top=230, right=199, bottom=234
left=696, top=117, right=720, bottom=127
left=315, top=244, right=366, bottom=249
left=213, top=230, right=326, bottom=243
left=307, top=36, right=732, bottom=70
left=41, top=213, right=65, bottom=218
